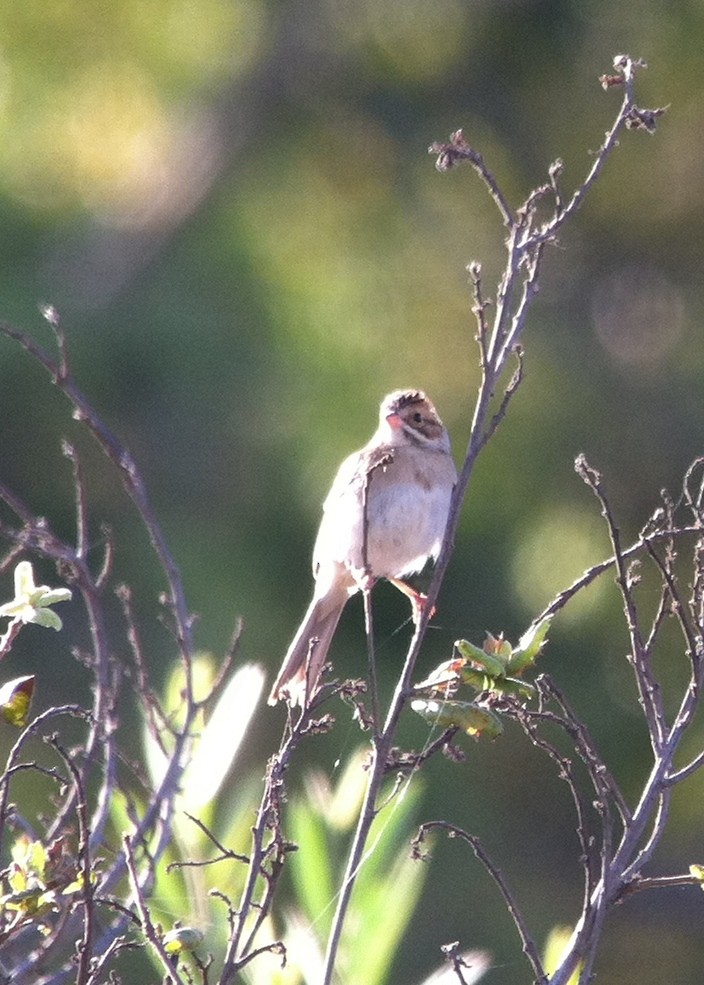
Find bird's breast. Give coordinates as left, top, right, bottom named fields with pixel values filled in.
left=365, top=478, right=452, bottom=577
left=312, top=444, right=456, bottom=584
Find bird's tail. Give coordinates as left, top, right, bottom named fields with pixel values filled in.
left=268, top=586, right=349, bottom=706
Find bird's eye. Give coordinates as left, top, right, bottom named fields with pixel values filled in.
left=413, top=412, right=423, bottom=423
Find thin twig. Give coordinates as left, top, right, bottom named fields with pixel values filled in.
left=415, top=822, right=547, bottom=983
left=124, top=834, right=186, bottom=985
left=45, top=735, right=94, bottom=985
left=363, top=588, right=380, bottom=731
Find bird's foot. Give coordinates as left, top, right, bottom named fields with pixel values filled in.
left=388, top=578, right=436, bottom=625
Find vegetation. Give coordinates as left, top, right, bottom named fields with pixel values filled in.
left=1, top=6, right=704, bottom=983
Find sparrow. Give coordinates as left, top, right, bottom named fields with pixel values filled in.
left=268, top=389, right=457, bottom=706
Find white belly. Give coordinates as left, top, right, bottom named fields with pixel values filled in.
left=314, top=476, right=452, bottom=581
left=365, top=480, right=451, bottom=576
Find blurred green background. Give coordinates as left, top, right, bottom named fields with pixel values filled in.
left=1, top=0, right=703, bottom=982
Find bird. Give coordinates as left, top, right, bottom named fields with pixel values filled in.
left=268, top=388, right=457, bottom=706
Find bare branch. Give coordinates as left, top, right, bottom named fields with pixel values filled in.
left=429, top=130, right=515, bottom=227
left=414, top=822, right=547, bottom=984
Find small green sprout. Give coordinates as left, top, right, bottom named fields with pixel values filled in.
left=0, top=561, right=72, bottom=631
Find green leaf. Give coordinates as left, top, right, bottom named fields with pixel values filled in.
left=455, top=638, right=507, bottom=677
left=345, top=843, right=425, bottom=985
left=507, top=614, right=552, bottom=675
left=492, top=676, right=537, bottom=699
left=180, top=662, right=265, bottom=811
left=410, top=698, right=503, bottom=738
left=30, top=607, right=63, bottom=631
left=457, top=666, right=496, bottom=692
left=460, top=668, right=536, bottom=699
left=288, top=799, right=334, bottom=935
left=340, top=777, right=425, bottom=985
left=36, top=588, right=72, bottom=606
left=287, top=751, right=425, bottom=984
